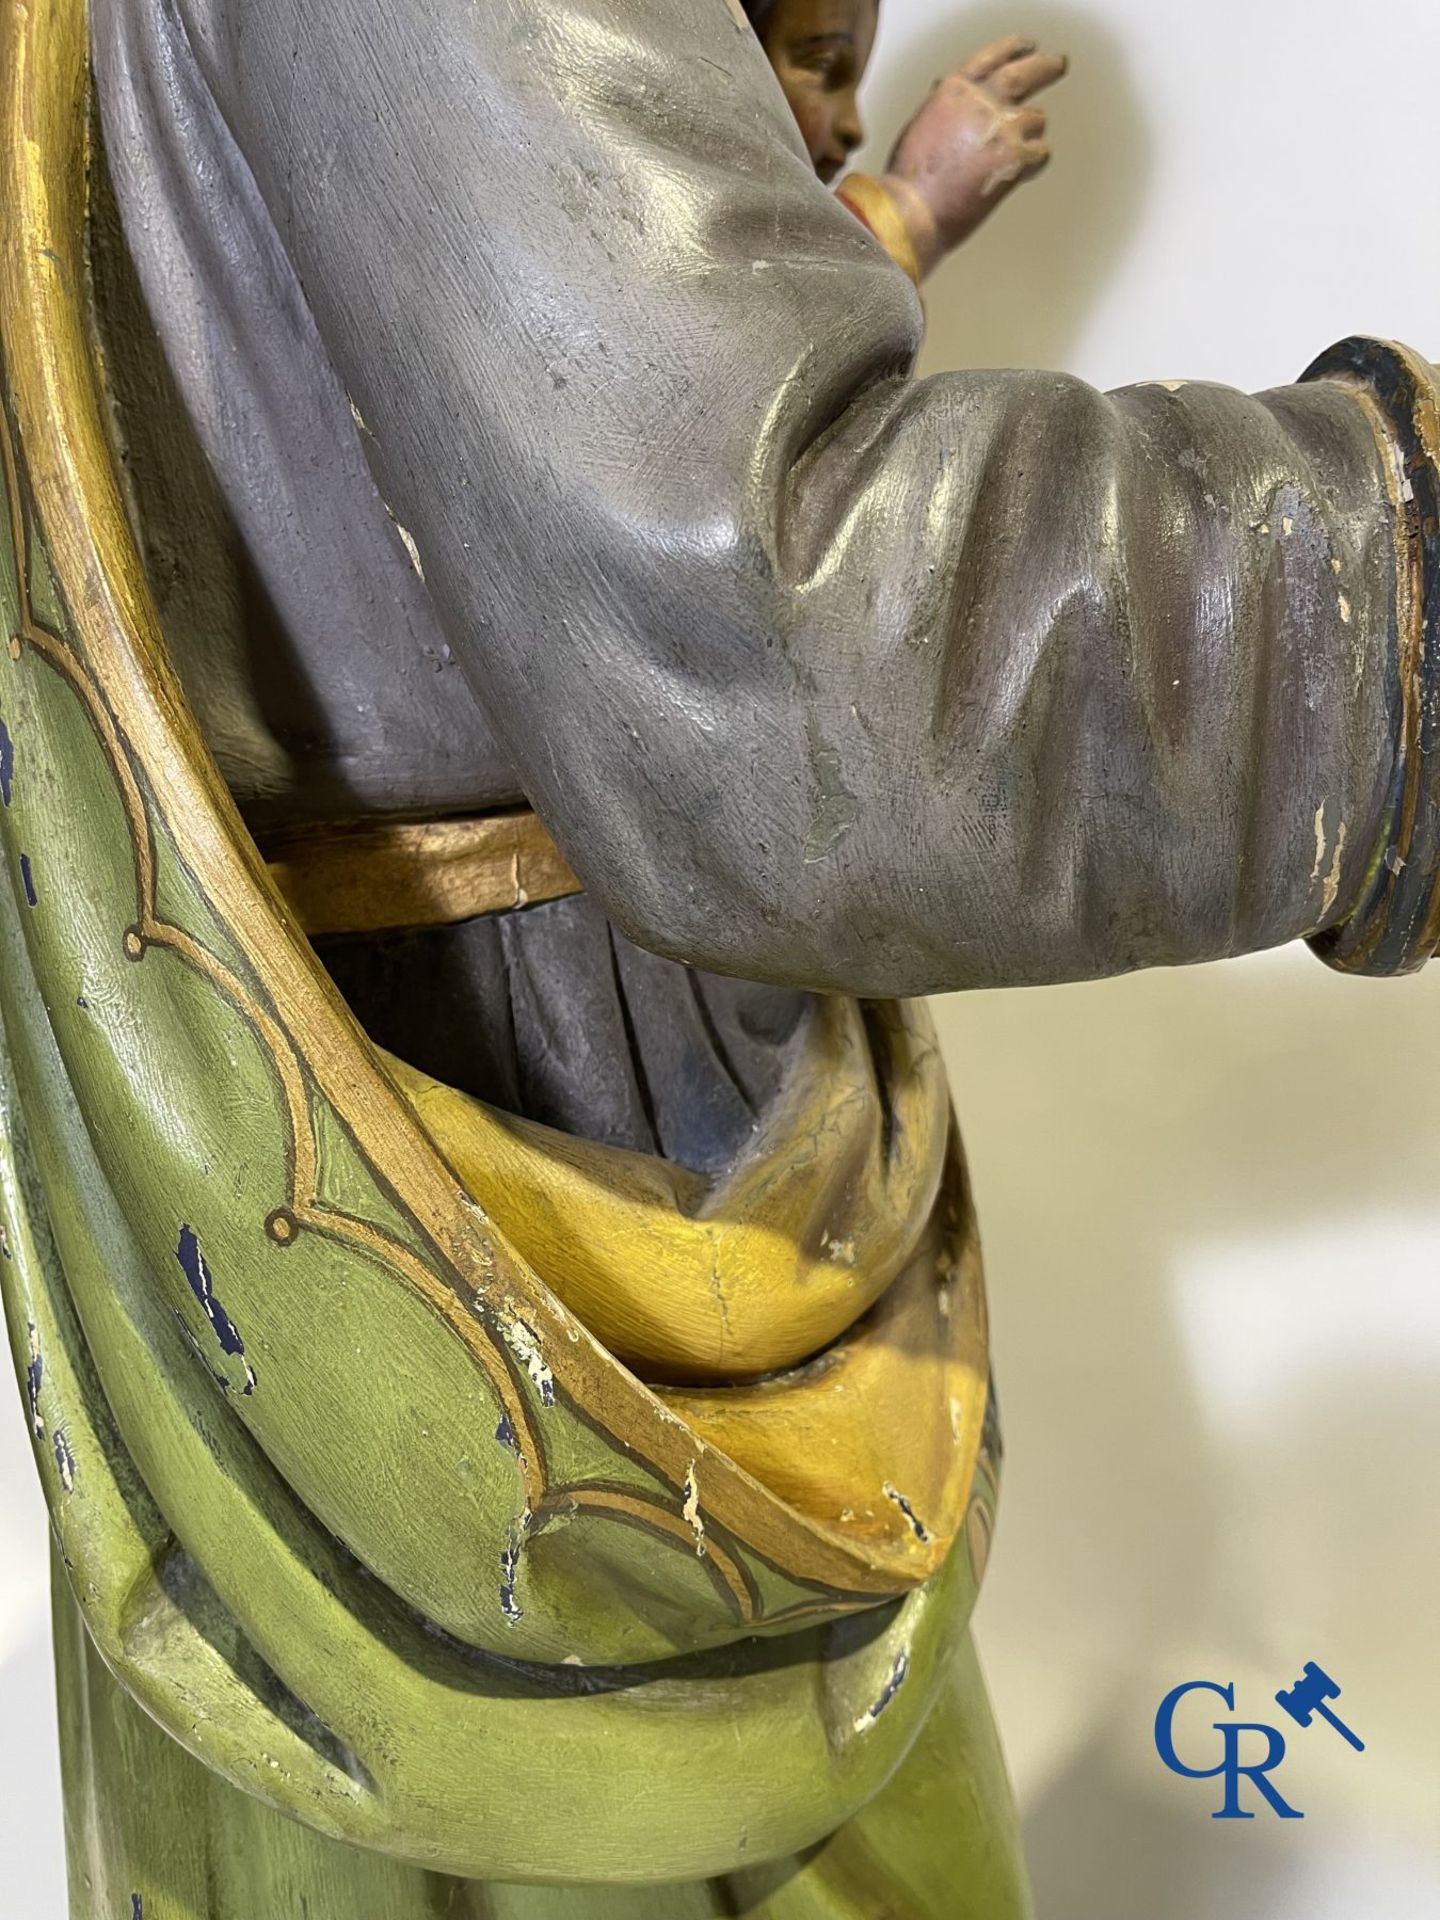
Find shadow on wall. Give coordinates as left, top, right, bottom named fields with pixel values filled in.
left=933, top=953, right=1440, bottom=1917
left=860, top=3, right=1152, bottom=374
left=1022, top=1719, right=1303, bottom=1920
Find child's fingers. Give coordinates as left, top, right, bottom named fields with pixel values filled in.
left=962, top=36, right=1038, bottom=81
left=1012, top=106, right=1048, bottom=142
left=992, top=51, right=1069, bottom=102
left=1015, top=136, right=1052, bottom=175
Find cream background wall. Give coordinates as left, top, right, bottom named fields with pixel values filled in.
left=867, top=2, right=1440, bottom=1913
left=3, top=4, right=1438, bottom=1913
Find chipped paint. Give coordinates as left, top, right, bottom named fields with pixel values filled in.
left=53, top=1425, right=75, bottom=1491
left=457, top=1189, right=492, bottom=1229
left=175, top=1225, right=256, bottom=1393
left=852, top=1649, right=910, bottom=1735
left=979, top=156, right=1024, bottom=199
left=882, top=1482, right=931, bottom=1544
left=25, top=1321, right=43, bottom=1436
left=509, top=843, right=530, bottom=910
left=803, top=721, right=857, bottom=864
left=1338, top=592, right=1353, bottom=625
left=682, top=1462, right=707, bottom=1557
left=499, top=1312, right=555, bottom=1407
left=821, top=1232, right=856, bottom=1267
left=19, top=851, right=36, bottom=905
left=394, top=519, right=425, bottom=582
left=0, top=715, right=13, bottom=804
left=499, top=1510, right=531, bottom=1625
left=1311, top=801, right=1328, bottom=884
left=1321, top=820, right=1348, bottom=918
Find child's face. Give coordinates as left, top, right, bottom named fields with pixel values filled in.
left=758, top=0, right=879, bottom=183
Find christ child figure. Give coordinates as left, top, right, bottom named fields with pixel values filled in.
left=745, top=0, right=1067, bottom=283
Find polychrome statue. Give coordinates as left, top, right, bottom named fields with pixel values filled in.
left=1, top=2, right=1436, bottom=1916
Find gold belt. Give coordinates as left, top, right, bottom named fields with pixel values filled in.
left=262, top=807, right=582, bottom=937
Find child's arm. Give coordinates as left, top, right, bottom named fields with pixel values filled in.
left=840, top=37, right=1067, bottom=284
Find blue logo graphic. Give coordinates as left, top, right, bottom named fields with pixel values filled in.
left=1155, top=1662, right=1364, bottom=1819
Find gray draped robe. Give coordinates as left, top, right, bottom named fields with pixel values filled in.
left=92, top=0, right=1401, bottom=1167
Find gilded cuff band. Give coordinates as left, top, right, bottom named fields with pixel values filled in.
left=835, top=173, right=925, bottom=288
left=1304, top=337, right=1440, bottom=975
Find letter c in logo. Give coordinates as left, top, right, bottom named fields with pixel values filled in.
left=1155, top=1680, right=1236, bottom=1780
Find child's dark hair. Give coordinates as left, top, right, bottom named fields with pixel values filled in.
left=742, top=0, right=777, bottom=24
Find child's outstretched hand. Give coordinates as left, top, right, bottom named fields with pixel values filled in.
left=880, top=37, right=1067, bottom=275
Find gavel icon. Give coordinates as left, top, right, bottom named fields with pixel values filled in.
left=1274, top=1662, right=1365, bottom=1753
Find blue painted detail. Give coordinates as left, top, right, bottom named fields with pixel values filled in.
left=19, top=852, right=36, bottom=907
left=0, top=716, right=13, bottom=805
left=132, top=1896, right=144, bottom=1920
left=176, top=1224, right=249, bottom=1360
left=75, top=995, right=88, bottom=1009
left=495, top=1412, right=516, bottom=1452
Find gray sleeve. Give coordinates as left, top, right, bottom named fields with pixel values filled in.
left=149, top=0, right=1404, bottom=995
